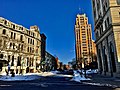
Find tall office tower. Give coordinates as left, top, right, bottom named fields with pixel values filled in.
left=92, top=0, right=120, bottom=77
left=75, top=14, right=93, bottom=69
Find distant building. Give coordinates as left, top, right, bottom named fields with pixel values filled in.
left=68, top=58, right=76, bottom=69
left=59, top=62, right=63, bottom=70
left=0, top=17, right=42, bottom=74
left=92, top=40, right=97, bottom=56
left=63, top=64, right=70, bottom=70
left=92, top=0, right=120, bottom=76
left=45, top=51, right=57, bottom=71
left=40, top=34, right=46, bottom=70
left=74, top=14, right=96, bottom=69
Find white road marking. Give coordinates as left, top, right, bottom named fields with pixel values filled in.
left=0, top=85, right=12, bottom=87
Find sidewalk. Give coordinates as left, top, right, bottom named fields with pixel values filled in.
left=82, top=74, right=120, bottom=88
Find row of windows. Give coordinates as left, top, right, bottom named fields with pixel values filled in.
left=28, top=38, right=34, bottom=45
left=27, top=57, right=34, bottom=67
left=9, top=42, right=24, bottom=51
left=2, top=29, right=38, bottom=45
left=0, top=54, right=35, bottom=67
left=3, top=20, right=36, bottom=38
left=96, top=17, right=110, bottom=40
left=93, top=0, right=108, bottom=20
left=103, top=1, right=108, bottom=15
left=26, top=30, right=35, bottom=37
left=27, top=47, right=38, bottom=54
left=2, top=29, right=23, bottom=41
left=27, top=47, right=34, bottom=53
left=4, top=20, right=23, bottom=30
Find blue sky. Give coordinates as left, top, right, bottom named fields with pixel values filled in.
left=1, top=0, right=94, bottom=64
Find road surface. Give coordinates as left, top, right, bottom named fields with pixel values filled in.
left=0, top=76, right=114, bottom=90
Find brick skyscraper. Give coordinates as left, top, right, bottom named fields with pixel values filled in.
left=75, top=14, right=95, bottom=69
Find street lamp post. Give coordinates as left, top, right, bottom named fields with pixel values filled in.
left=84, top=58, right=86, bottom=78
left=82, top=52, right=87, bottom=78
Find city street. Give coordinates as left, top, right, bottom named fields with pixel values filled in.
left=0, top=76, right=114, bottom=90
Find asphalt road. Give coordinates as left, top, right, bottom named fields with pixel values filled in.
left=0, top=76, right=114, bottom=90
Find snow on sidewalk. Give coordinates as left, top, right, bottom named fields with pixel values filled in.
left=0, top=72, right=56, bottom=81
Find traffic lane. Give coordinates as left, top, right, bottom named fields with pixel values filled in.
left=0, top=82, right=114, bottom=90
left=0, top=76, right=114, bottom=90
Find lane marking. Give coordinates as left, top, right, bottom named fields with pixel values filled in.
left=0, top=85, right=12, bottom=87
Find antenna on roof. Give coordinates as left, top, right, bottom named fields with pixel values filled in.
left=78, top=5, right=84, bottom=14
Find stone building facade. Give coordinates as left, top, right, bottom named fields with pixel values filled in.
left=0, top=17, right=41, bottom=74
left=92, top=0, right=120, bottom=76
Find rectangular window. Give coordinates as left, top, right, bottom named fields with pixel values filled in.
left=36, top=48, right=38, bottom=53
left=30, top=47, right=32, bottom=53
left=30, top=39, right=32, bottom=44
left=13, top=24, right=15, bottom=29
left=28, top=38, right=30, bottom=43
left=4, top=40, right=6, bottom=46
left=105, top=20, right=107, bottom=30
left=8, top=55, right=10, bottom=62
left=0, top=39, right=2, bottom=47
left=33, top=33, right=34, bottom=37
left=33, top=40, right=34, bottom=45
left=11, top=56, right=14, bottom=66
left=13, top=43, right=15, bottom=49
left=82, top=36, right=86, bottom=38
left=18, top=44, right=20, bottom=50
left=107, top=17, right=110, bottom=26
left=21, top=45, right=23, bottom=51
left=27, top=47, right=29, bottom=52
left=103, top=6, right=106, bottom=14
left=14, top=33, right=16, bottom=39
left=11, top=32, right=13, bottom=39
left=4, top=20, right=7, bottom=25
left=29, top=31, right=30, bottom=35
left=32, top=48, right=34, bottom=53
left=20, top=35, right=23, bottom=41
left=10, top=43, right=12, bottom=48
left=2, top=29, right=6, bottom=34
left=117, top=0, right=120, bottom=5
left=82, top=43, right=86, bottom=46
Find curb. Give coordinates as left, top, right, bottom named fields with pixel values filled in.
left=82, top=82, right=119, bottom=88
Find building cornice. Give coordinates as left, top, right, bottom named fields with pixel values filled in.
left=0, top=24, right=41, bottom=42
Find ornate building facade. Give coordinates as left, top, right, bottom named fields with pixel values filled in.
left=0, top=17, right=41, bottom=74
left=92, top=0, right=120, bottom=76
left=75, top=14, right=96, bottom=69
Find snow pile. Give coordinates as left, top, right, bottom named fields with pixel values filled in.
left=84, top=69, right=98, bottom=74
left=40, top=72, right=55, bottom=76
left=71, top=71, right=91, bottom=82
left=55, top=74, right=73, bottom=77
